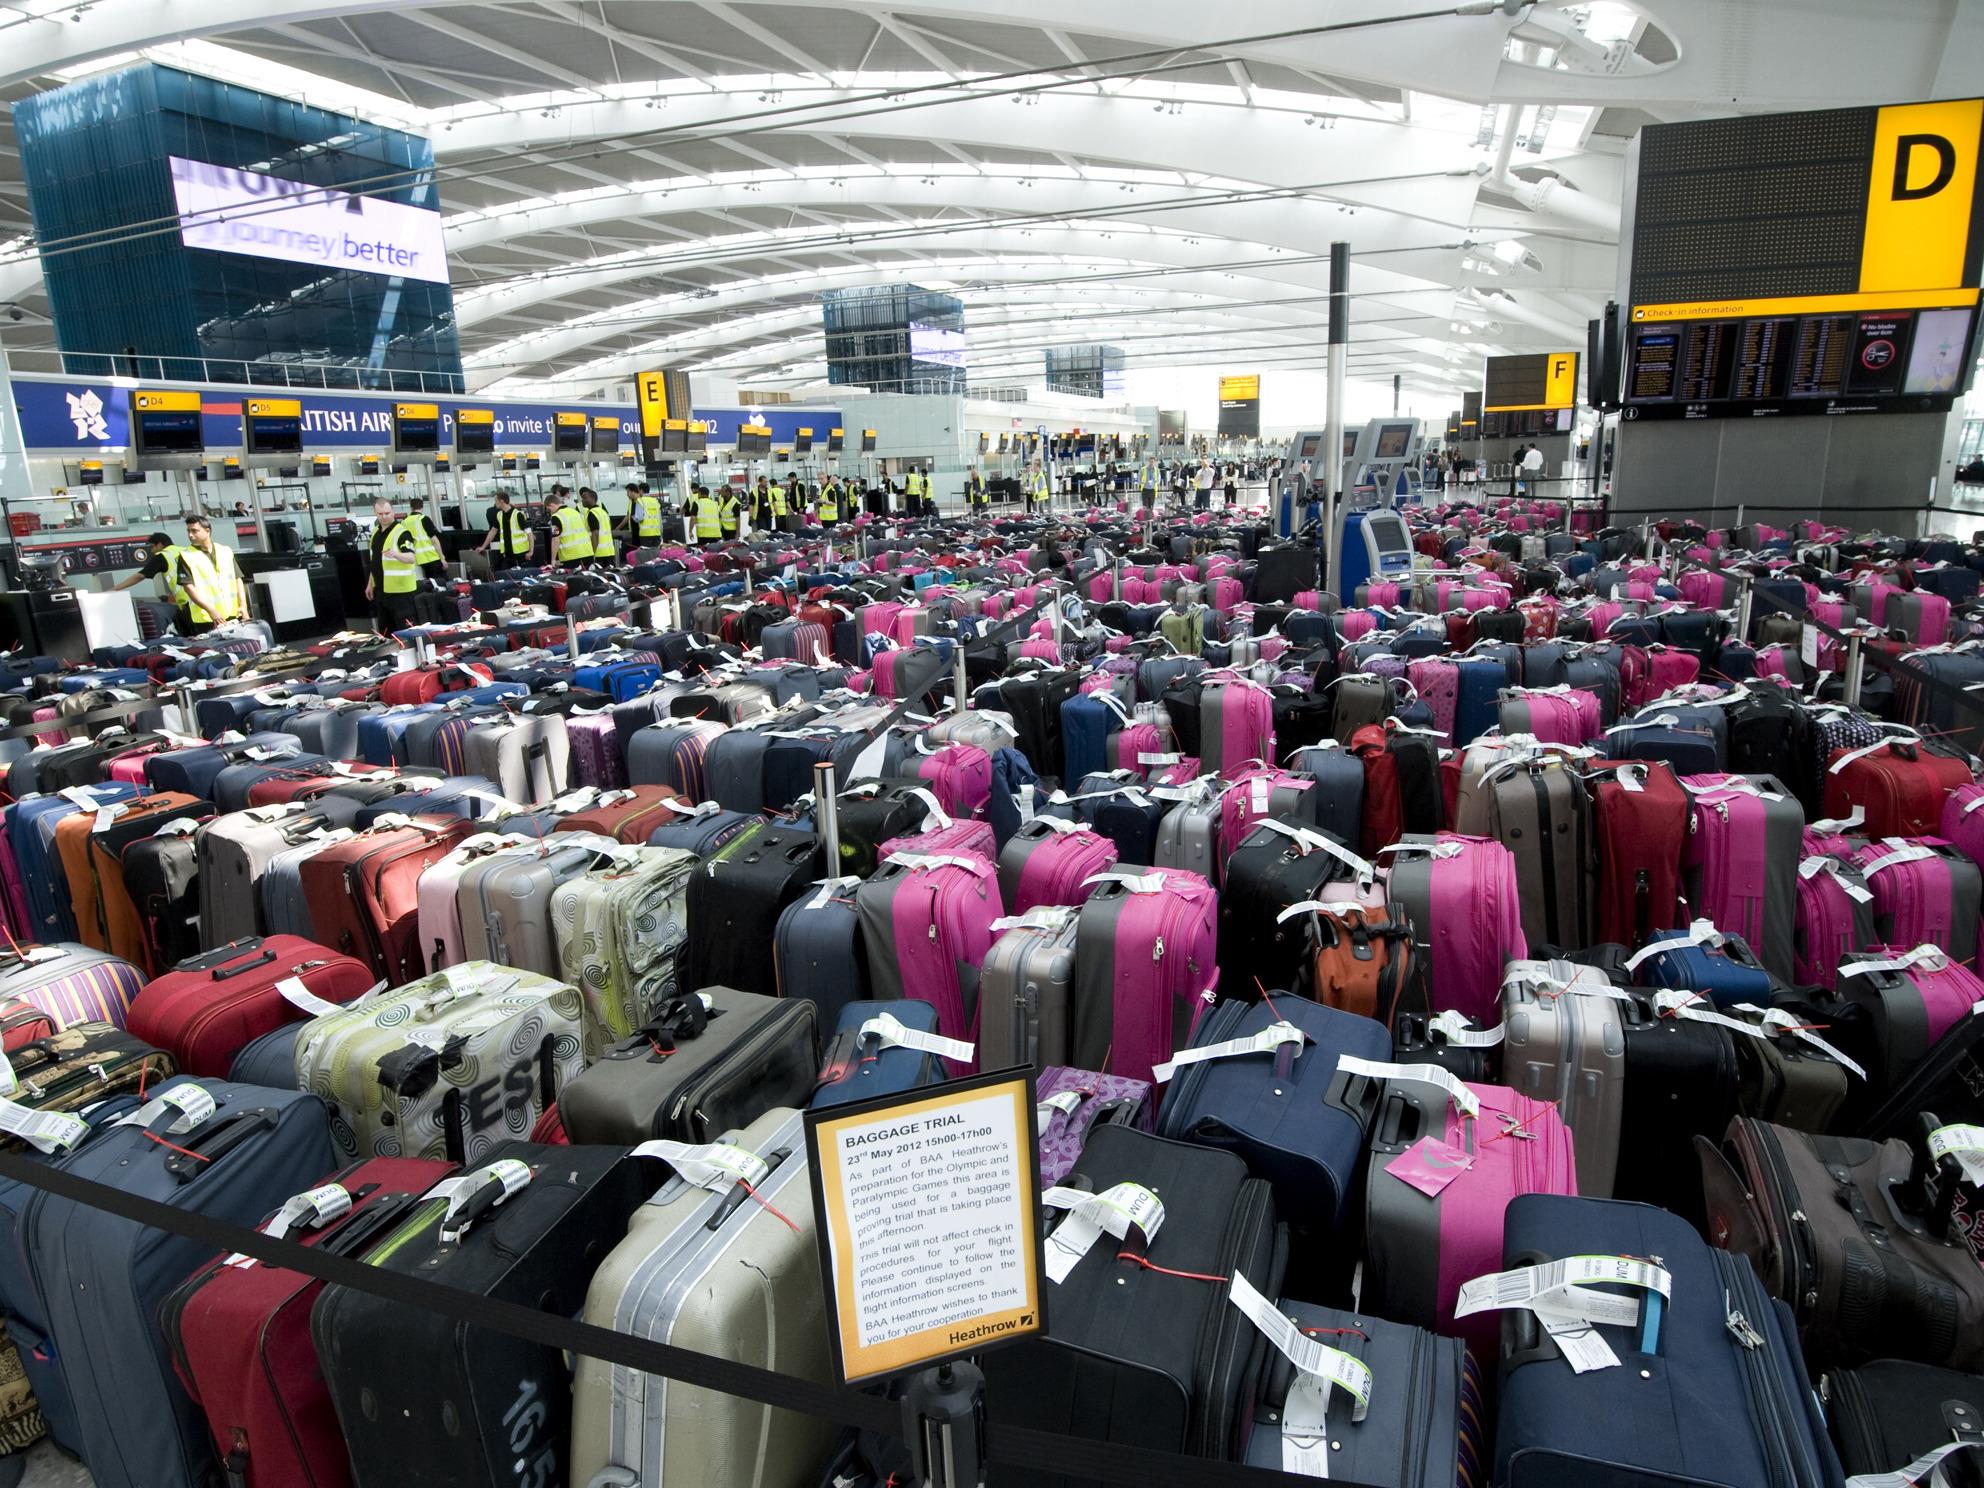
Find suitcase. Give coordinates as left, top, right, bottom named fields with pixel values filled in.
left=1825, top=1360, right=1984, bottom=1479
left=1836, top=947, right=1984, bottom=1111
left=1033, top=1065, right=1152, bottom=1186
left=296, top=818, right=473, bottom=983
left=1628, top=922, right=1776, bottom=1009
left=1852, top=836, right=1983, bottom=966
left=682, top=823, right=822, bottom=997
left=1588, top=760, right=1690, bottom=951
left=548, top=783, right=692, bottom=843
left=464, top=712, right=571, bottom=806
left=1072, top=866, right=1219, bottom=1087
left=1381, top=831, right=1527, bottom=1025
left=810, top=999, right=945, bottom=1110
left=20, top=1076, right=336, bottom=1488
left=996, top=817, right=1120, bottom=915
left=312, top=1141, right=651, bottom=1488
left=10, top=784, right=146, bottom=942
left=198, top=801, right=362, bottom=950
left=830, top=779, right=937, bottom=879
left=1489, top=1193, right=1838, bottom=1488
left=1155, top=994, right=1387, bottom=1232
left=1681, top=773, right=1804, bottom=983
left=456, top=836, right=615, bottom=977
left=1501, top=961, right=1627, bottom=1197
left=1467, top=755, right=1594, bottom=952
left=0, top=941, right=145, bottom=1029
left=569, top=1107, right=834, bottom=1488
left=1364, top=1073, right=1577, bottom=1362
left=161, top=1155, right=457, bottom=1488
left=60, top=792, right=208, bottom=965
left=855, top=851, right=1002, bottom=1062
left=0, top=1019, right=174, bottom=1130
left=1617, top=988, right=1741, bottom=1228
left=548, top=843, right=696, bottom=1056
left=125, top=934, right=375, bottom=1078
left=1701, top=1116, right=1984, bottom=1371
left=645, top=804, right=753, bottom=857
left=980, top=1125, right=1280, bottom=1481
left=294, top=962, right=586, bottom=1164
left=1825, top=737, right=1974, bottom=840
left=977, top=905, right=1081, bottom=1069
left=559, top=986, right=817, bottom=1145
left=771, top=876, right=871, bottom=1029
left=1283, top=742, right=1365, bottom=848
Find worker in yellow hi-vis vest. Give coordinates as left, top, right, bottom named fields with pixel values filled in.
left=547, top=491, right=594, bottom=569
left=817, top=479, right=841, bottom=530
left=620, top=482, right=662, bottom=547
left=688, top=485, right=723, bottom=541
left=581, top=488, right=616, bottom=566
left=1026, top=464, right=1049, bottom=515
left=170, top=514, right=250, bottom=631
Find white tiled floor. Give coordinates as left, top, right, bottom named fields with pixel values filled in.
left=18, top=1443, right=89, bottom=1486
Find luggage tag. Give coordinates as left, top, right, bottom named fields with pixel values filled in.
left=58, top=786, right=107, bottom=809
left=431, top=1158, right=534, bottom=1242
left=1840, top=944, right=1952, bottom=979
left=1228, top=1271, right=1372, bottom=1480
left=631, top=1137, right=772, bottom=1195
left=117, top=1083, right=217, bottom=1134
left=1083, top=869, right=1172, bottom=895
left=1264, top=827, right=1377, bottom=884
left=1829, top=726, right=1922, bottom=775
left=859, top=1010, right=975, bottom=1066
left=805, top=875, right=864, bottom=910
left=1335, top=1056, right=1481, bottom=1118
left=1860, top=838, right=1941, bottom=877
left=222, top=1182, right=357, bottom=1269
left=1621, top=920, right=1727, bottom=974
left=1928, top=1124, right=1984, bottom=1186
left=0, top=1050, right=11, bottom=1098
left=1039, top=1181, right=1164, bottom=1283
left=1429, top=1010, right=1504, bottom=1047
left=991, top=906, right=1079, bottom=934
left=90, top=801, right=130, bottom=832
left=0, top=1097, right=88, bottom=1156
left=903, top=788, right=955, bottom=830
left=277, top=975, right=349, bottom=1018
left=1153, top=1021, right=1308, bottom=1083
left=1845, top=1440, right=1984, bottom=1488
left=883, top=852, right=983, bottom=877
left=1797, top=855, right=1875, bottom=903
left=1454, top=1255, right=1672, bottom=1374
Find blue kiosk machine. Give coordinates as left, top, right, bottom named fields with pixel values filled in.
left=1333, top=417, right=1422, bottom=599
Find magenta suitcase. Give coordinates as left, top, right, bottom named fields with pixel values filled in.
left=1339, top=610, right=1378, bottom=643
left=1642, top=646, right=1701, bottom=702
left=1210, top=576, right=1243, bottom=614
left=1071, top=866, right=1219, bottom=1087
left=878, top=819, right=996, bottom=869
left=1941, top=780, right=1984, bottom=866
left=565, top=713, right=627, bottom=790
left=910, top=743, right=992, bottom=817
left=996, top=818, right=1120, bottom=915
left=1365, top=1076, right=1577, bottom=1362
left=1200, top=677, right=1275, bottom=775
left=1850, top=836, right=1982, bottom=967
left=1104, top=723, right=1171, bottom=777
left=0, top=829, right=28, bottom=942
left=1217, top=766, right=1319, bottom=861
left=1681, top=773, right=1803, bottom=980
left=1381, top=832, right=1528, bottom=1025
left=1497, top=688, right=1598, bottom=746
left=1794, top=835, right=1876, bottom=991
left=1406, top=658, right=1459, bottom=745
left=854, top=851, right=1002, bottom=1070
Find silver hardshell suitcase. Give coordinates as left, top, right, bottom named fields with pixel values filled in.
left=977, top=906, right=1080, bottom=1068
left=463, top=713, right=570, bottom=806
left=1499, top=960, right=1627, bottom=1196
left=197, top=801, right=359, bottom=947
left=456, top=834, right=616, bottom=976
left=570, top=1106, right=833, bottom=1488
left=1152, top=784, right=1222, bottom=878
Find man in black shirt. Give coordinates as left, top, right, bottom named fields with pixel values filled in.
left=112, top=532, right=183, bottom=626
left=479, top=491, right=532, bottom=570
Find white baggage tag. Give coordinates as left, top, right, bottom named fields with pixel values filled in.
left=1727, top=1004, right=1868, bottom=1081
left=1797, top=855, right=1876, bottom=904
left=0, top=1098, right=87, bottom=1155
left=1927, top=1123, right=1984, bottom=1186
left=1840, top=944, right=1950, bottom=978
left=1228, top=1271, right=1372, bottom=1428
left=276, top=976, right=345, bottom=1018
left=1335, top=1056, right=1480, bottom=1117
left=859, top=1011, right=975, bottom=1065
left=1829, top=730, right=1918, bottom=774
left=1651, top=990, right=1775, bottom=1041
left=1138, top=752, right=1182, bottom=767
left=807, top=875, right=865, bottom=910
left=1261, top=828, right=1375, bottom=884
left=1846, top=1440, right=1984, bottom=1488
left=1621, top=919, right=1723, bottom=973
left=0, top=1051, right=12, bottom=1098
left=91, top=804, right=127, bottom=832
left=1861, top=839, right=1939, bottom=877
left=903, top=788, right=954, bottom=830
left=435, top=1158, right=534, bottom=1241
left=1152, top=1020, right=1307, bottom=1083
left=883, top=853, right=982, bottom=876
left=1454, top=1255, right=1671, bottom=1373
left=1430, top=1011, right=1505, bottom=1048
left=991, top=907, right=1079, bottom=934
left=58, top=787, right=105, bottom=809
left=1041, top=1182, right=1164, bottom=1283
left=1036, top=1089, right=1084, bottom=1125
left=264, top=1183, right=354, bottom=1241
left=630, top=1138, right=772, bottom=1193
left=1083, top=869, right=1169, bottom=894
left=117, top=1083, right=217, bottom=1134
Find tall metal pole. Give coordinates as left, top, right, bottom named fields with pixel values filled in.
left=1392, top=374, right=1401, bottom=415
left=1322, top=240, right=1350, bottom=599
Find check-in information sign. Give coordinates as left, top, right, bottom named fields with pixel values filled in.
left=806, top=1071, right=1043, bottom=1384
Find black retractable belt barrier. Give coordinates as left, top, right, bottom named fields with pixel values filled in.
left=0, top=1149, right=1387, bottom=1488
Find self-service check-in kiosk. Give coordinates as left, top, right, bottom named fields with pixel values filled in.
left=1277, top=429, right=1335, bottom=537
left=1343, top=417, right=1423, bottom=504
left=1336, top=500, right=1416, bottom=602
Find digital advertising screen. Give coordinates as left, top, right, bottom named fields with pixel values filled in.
left=908, top=323, right=969, bottom=368
left=168, top=156, right=449, bottom=285
left=1373, top=423, right=1414, bottom=460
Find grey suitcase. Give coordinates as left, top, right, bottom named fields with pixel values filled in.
left=559, top=986, right=818, bottom=1146
left=570, top=1106, right=834, bottom=1488
left=197, top=801, right=362, bottom=948
left=1500, top=960, right=1626, bottom=1196
left=464, top=712, right=570, bottom=806
left=1329, top=673, right=1393, bottom=740
left=1152, top=784, right=1222, bottom=878
left=280, top=701, right=385, bottom=761
left=1471, top=755, right=1594, bottom=952
left=977, top=905, right=1081, bottom=1069
left=702, top=724, right=777, bottom=814
left=456, top=835, right=616, bottom=976
left=259, top=834, right=351, bottom=937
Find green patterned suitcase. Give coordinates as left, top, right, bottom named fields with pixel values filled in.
left=293, top=961, right=585, bottom=1162
left=550, top=844, right=698, bottom=1058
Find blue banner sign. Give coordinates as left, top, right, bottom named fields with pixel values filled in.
left=11, top=375, right=839, bottom=454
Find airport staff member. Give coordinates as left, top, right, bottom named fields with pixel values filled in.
left=903, top=466, right=927, bottom=516
left=579, top=488, right=615, bottom=566
left=817, top=477, right=841, bottom=530
left=366, top=499, right=424, bottom=633
left=966, top=467, right=987, bottom=514
left=111, top=531, right=182, bottom=601
left=164, top=515, right=250, bottom=631
left=479, top=491, right=533, bottom=571
left=403, top=496, right=446, bottom=579
left=718, top=485, right=741, bottom=538
left=1025, top=464, right=1049, bottom=514
left=767, top=476, right=789, bottom=530
left=621, top=482, right=662, bottom=547
left=750, top=477, right=772, bottom=530
left=687, top=484, right=724, bottom=543
left=545, top=490, right=594, bottom=570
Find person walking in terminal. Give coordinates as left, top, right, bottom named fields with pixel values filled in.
left=480, top=491, right=532, bottom=571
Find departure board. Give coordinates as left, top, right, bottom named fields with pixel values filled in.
left=1621, top=100, right=1983, bottom=419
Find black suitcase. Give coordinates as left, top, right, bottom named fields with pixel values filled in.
left=1618, top=990, right=1740, bottom=1228
left=1860, top=1009, right=1984, bottom=1138
left=1391, top=1010, right=1499, bottom=1081
left=1269, top=688, right=1332, bottom=760
left=1825, top=1359, right=1984, bottom=1478
left=981, top=1125, right=1282, bottom=1484
left=832, top=779, right=936, bottom=878
left=1218, top=818, right=1347, bottom=1002
left=120, top=826, right=207, bottom=971
left=312, top=1141, right=651, bottom=1488
left=1252, top=543, right=1318, bottom=605
left=682, top=822, right=824, bottom=995
left=997, top=670, right=1083, bottom=777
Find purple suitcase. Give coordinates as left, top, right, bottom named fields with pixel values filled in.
left=1071, top=866, right=1220, bottom=1087
left=565, top=713, right=628, bottom=790
left=1034, top=1066, right=1154, bottom=1185
left=995, top=818, right=1120, bottom=915
left=1200, top=677, right=1275, bottom=774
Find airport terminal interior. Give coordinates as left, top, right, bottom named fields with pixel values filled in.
left=0, top=2, right=1982, bottom=1486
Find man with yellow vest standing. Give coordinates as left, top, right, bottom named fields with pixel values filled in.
left=687, top=485, right=723, bottom=543
left=620, top=482, right=662, bottom=550
left=169, top=515, right=250, bottom=633
left=902, top=466, right=926, bottom=517
left=719, top=485, right=741, bottom=539
left=580, top=487, right=615, bottom=567
left=966, top=467, right=987, bottom=515
left=546, top=490, right=595, bottom=570
left=816, top=476, right=840, bottom=530
left=1025, top=463, right=1049, bottom=515
left=365, top=499, right=423, bottom=633
left=403, top=497, right=446, bottom=580
left=768, top=476, right=789, bottom=532
left=478, top=491, right=533, bottom=571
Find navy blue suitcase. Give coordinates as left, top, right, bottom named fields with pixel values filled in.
left=774, top=879, right=872, bottom=1028
left=226, top=1022, right=304, bottom=1087
left=1494, top=1194, right=1838, bottom=1488
left=1155, top=995, right=1387, bottom=1232
left=646, top=806, right=754, bottom=857
left=1630, top=928, right=1775, bottom=1009
left=351, top=773, right=505, bottom=827
left=210, top=753, right=330, bottom=813
left=1086, top=785, right=1168, bottom=868
left=1059, top=693, right=1118, bottom=784
left=1607, top=721, right=1721, bottom=777
left=146, top=734, right=299, bottom=796
left=1659, top=610, right=1727, bottom=663
left=810, top=999, right=942, bottom=1110
left=1454, top=656, right=1510, bottom=747
left=19, top=1076, right=336, bottom=1488
left=1562, top=653, right=1622, bottom=728
left=355, top=706, right=437, bottom=767
left=1606, top=614, right=1661, bottom=647
left=1285, top=743, right=1365, bottom=849
left=1521, top=642, right=1569, bottom=688
left=192, top=693, right=268, bottom=737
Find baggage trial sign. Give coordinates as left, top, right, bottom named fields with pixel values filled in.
left=805, top=1070, right=1045, bottom=1384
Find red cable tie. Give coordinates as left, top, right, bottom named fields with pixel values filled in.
left=1113, top=1250, right=1228, bottom=1284
left=736, top=1178, right=800, bottom=1234
left=143, top=1131, right=210, bottom=1163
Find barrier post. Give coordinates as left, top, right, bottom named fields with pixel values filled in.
left=813, top=760, right=841, bottom=867
left=953, top=650, right=968, bottom=713
left=905, top=1360, right=988, bottom=1488
left=1845, top=632, right=1866, bottom=708
left=1735, top=576, right=1755, bottom=644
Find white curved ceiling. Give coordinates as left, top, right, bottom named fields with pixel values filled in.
left=0, top=0, right=1977, bottom=401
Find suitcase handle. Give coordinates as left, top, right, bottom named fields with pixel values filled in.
left=165, top=1108, right=277, bottom=1183
left=171, top=937, right=270, bottom=976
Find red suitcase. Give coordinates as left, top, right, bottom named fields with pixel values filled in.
left=1824, top=737, right=1974, bottom=838
left=126, top=934, right=376, bottom=1076
left=550, top=784, right=693, bottom=843
left=0, top=995, right=56, bottom=1051
left=241, top=767, right=337, bottom=807
left=1589, top=758, right=1690, bottom=949
left=296, top=818, right=473, bottom=982
left=163, top=1156, right=456, bottom=1488
left=376, top=662, right=493, bottom=707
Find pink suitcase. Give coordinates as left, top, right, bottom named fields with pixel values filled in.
left=1681, top=773, right=1801, bottom=977
left=1406, top=658, right=1459, bottom=744
left=1199, top=677, right=1275, bottom=775
left=854, top=851, right=1002, bottom=1071
left=910, top=742, right=993, bottom=817
left=995, top=818, right=1119, bottom=915
left=1379, top=832, right=1528, bottom=1025
left=1339, top=610, right=1379, bottom=642
left=878, top=818, right=996, bottom=869
left=1105, top=723, right=1172, bottom=778
left=1793, top=836, right=1876, bottom=991
left=1940, top=780, right=1984, bottom=866
left=1210, top=576, right=1243, bottom=614
left=0, top=829, right=28, bottom=941
left=1641, top=646, right=1702, bottom=704
left=1850, top=836, right=1982, bottom=967
left=1020, top=639, right=1062, bottom=664
left=1072, top=866, right=1219, bottom=1087
left=1217, top=766, right=1318, bottom=860
left=1365, top=1077, right=1577, bottom=1363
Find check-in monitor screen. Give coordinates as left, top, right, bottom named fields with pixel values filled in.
left=1365, top=513, right=1409, bottom=554
left=1297, top=434, right=1323, bottom=459
left=1373, top=423, right=1414, bottom=459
